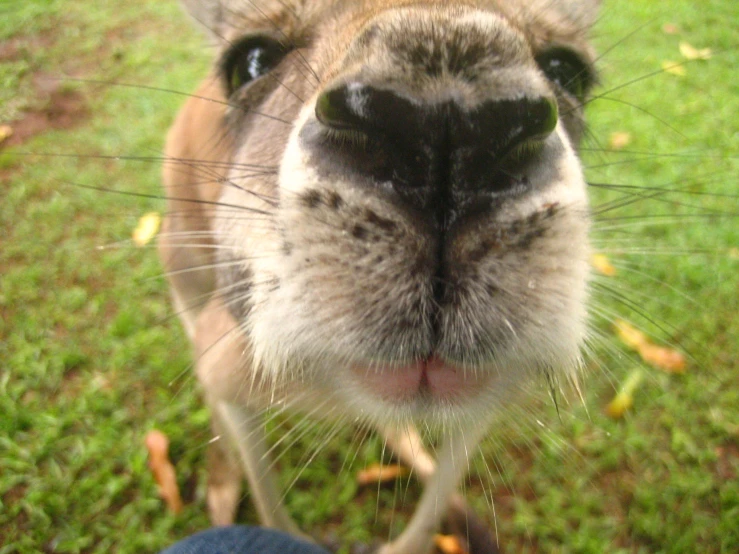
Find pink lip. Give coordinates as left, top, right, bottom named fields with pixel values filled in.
left=352, top=356, right=484, bottom=403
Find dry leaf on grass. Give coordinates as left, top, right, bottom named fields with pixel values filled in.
left=614, top=319, right=686, bottom=373
left=608, top=131, right=631, bottom=151
left=591, top=253, right=617, bottom=276
left=132, top=212, right=161, bottom=247
left=661, top=60, right=686, bottom=77
left=638, top=343, right=687, bottom=373
left=434, top=534, right=468, bottom=554
left=679, top=41, right=712, bottom=61
left=606, top=369, right=644, bottom=419
left=614, top=319, right=647, bottom=350
left=145, top=430, right=183, bottom=514
left=0, top=125, right=13, bottom=144
left=356, top=463, right=409, bottom=486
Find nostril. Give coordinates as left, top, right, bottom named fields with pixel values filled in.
left=512, top=97, right=558, bottom=148
left=448, top=97, right=559, bottom=197
left=469, top=97, right=558, bottom=161
left=315, top=84, right=370, bottom=131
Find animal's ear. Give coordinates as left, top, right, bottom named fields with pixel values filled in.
left=179, top=0, right=227, bottom=37
left=532, top=0, right=601, bottom=34
left=528, top=0, right=601, bottom=30
left=571, top=0, right=602, bottom=27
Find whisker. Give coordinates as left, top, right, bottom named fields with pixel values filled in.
left=56, top=76, right=294, bottom=124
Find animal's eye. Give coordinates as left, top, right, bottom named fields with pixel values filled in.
left=535, top=48, right=594, bottom=101
left=221, top=36, right=288, bottom=95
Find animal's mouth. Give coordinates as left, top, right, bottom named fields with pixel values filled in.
left=351, top=355, right=489, bottom=404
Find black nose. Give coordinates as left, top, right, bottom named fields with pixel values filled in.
left=314, top=83, right=557, bottom=220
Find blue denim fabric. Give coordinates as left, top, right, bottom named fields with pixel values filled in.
left=161, top=526, right=331, bottom=554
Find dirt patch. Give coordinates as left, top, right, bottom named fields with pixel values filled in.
left=0, top=39, right=24, bottom=62
left=1, top=74, right=89, bottom=149
left=715, top=442, right=739, bottom=481
left=2, top=484, right=29, bottom=531
left=0, top=8, right=183, bottom=151
left=0, top=33, right=54, bottom=63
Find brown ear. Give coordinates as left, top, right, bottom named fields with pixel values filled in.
left=565, top=0, right=602, bottom=28
left=525, top=0, right=601, bottom=30
left=179, top=0, right=226, bottom=37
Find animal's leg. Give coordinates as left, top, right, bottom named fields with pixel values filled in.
left=191, top=296, right=303, bottom=535
left=379, top=425, right=490, bottom=554
left=215, top=401, right=304, bottom=536
left=205, top=403, right=244, bottom=526
left=383, top=424, right=499, bottom=553
left=382, top=424, right=435, bottom=482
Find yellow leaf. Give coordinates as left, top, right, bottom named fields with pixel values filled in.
left=357, top=463, right=409, bottom=486
left=592, top=253, right=617, bottom=276
left=614, top=319, right=647, bottom=350
left=434, top=534, right=467, bottom=554
left=133, top=212, right=161, bottom=247
left=0, top=124, right=13, bottom=144
left=661, top=60, right=686, bottom=77
left=606, top=370, right=643, bottom=419
left=679, top=41, right=712, bottom=61
left=608, top=131, right=631, bottom=151
left=729, top=247, right=739, bottom=260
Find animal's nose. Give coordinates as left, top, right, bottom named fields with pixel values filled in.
left=315, top=83, right=558, bottom=223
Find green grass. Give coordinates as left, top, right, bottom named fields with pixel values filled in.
left=1, top=0, right=737, bottom=553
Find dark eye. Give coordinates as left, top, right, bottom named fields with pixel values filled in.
left=221, top=36, right=288, bottom=95
left=535, top=48, right=594, bottom=101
